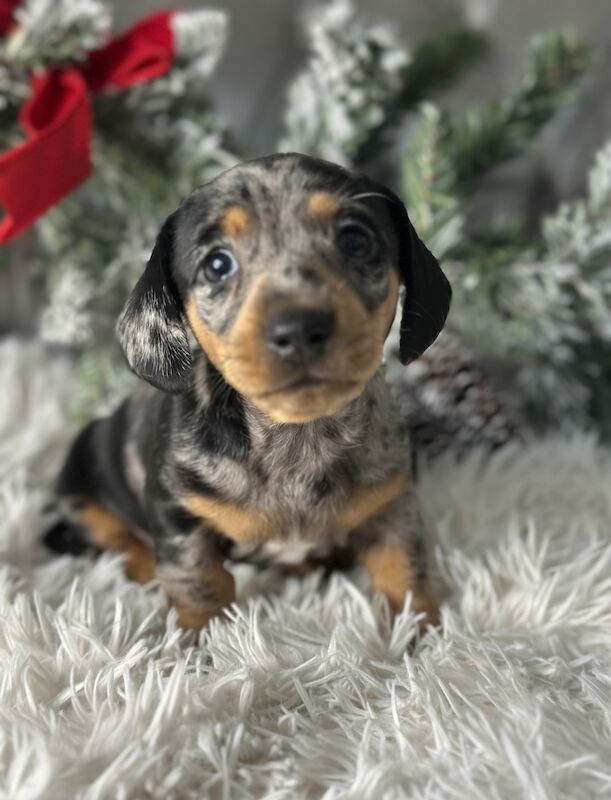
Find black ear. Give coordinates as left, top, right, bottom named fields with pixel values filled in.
left=116, top=211, right=192, bottom=392
left=381, top=187, right=452, bottom=365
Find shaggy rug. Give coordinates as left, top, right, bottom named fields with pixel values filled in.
left=1, top=338, right=611, bottom=800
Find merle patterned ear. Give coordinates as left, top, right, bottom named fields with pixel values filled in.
left=116, top=211, right=192, bottom=393
left=379, top=186, right=452, bottom=365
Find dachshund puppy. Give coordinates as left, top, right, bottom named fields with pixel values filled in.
left=45, top=153, right=451, bottom=631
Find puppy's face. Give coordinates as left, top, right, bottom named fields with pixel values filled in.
left=118, top=154, right=451, bottom=423
left=174, top=158, right=400, bottom=422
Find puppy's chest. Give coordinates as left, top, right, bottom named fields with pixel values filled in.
left=221, top=455, right=354, bottom=565
left=183, top=437, right=406, bottom=571
left=177, top=389, right=407, bottom=566
left=222, top=458, right=406, bottom=567
left=243, top=433, right=354, bottom=534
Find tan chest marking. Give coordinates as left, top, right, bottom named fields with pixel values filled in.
left=184, top=493, right=281, bottom=542
left=183, top=471, right=406, bottom=544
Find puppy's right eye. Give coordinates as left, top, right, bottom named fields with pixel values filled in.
left=201, top=249, right=239, bottom=283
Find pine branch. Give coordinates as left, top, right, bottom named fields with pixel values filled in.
left=399, top=29, right=600, bottom=433
left=355, top=28, right=487, bottom=166
left=5, top=0, right=111, bottom=68
left=402, top=104, right=463, bottom=256
left=0, top=65, right=30, bottom=150
left=404, top=30, right=589, bottom=248
left=451, top=139, right=611, bottom=430
left=445, top=29, right=589, bottom=188
left=279, top=0, right=410, bottom=165
left=280, top=0, right=486, bottom=168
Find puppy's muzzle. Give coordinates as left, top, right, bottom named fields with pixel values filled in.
left=265, top=308, right=335, bottom=366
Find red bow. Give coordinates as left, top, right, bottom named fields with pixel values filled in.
left=0, top=0, right=19, bottom=36
left=0, top=6, right=175, bottom=243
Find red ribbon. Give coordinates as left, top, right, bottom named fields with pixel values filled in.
left=0, top=0, right=19, bottom=36
left=0, top=8, right=175, bottom=243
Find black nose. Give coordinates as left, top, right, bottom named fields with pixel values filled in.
left=265, top=309, right=335, bottom=364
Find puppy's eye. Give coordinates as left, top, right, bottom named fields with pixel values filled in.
left=201, top=249, right=238, bottom=283
left=337, top=224, right=373, bottom=259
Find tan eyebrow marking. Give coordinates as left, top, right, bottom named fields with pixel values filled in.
left=219, top=206, right=252, bottom=237
left=307, top=192, right=341, bottom=220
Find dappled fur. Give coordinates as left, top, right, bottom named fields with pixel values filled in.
left=47, top=154, right=451, bottom=630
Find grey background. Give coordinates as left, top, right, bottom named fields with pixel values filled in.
left=2, top=0, right=610, bottom=332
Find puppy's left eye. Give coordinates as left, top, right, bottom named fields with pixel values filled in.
left=337, top=224, right=374, bottom=259
left=201, top=248, right=239, bottom=283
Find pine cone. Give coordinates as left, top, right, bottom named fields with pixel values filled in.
left=393, top=329, right=522, bottom=460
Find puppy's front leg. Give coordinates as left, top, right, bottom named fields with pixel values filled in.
left=354, top=489, right=439, bottom=632
left=153, top=510, right=235, bottom=629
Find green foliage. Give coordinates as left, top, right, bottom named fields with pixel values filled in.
left=355, top=28, right=488, bottom=166
left=446, top=30, right=589, bottom=188
left=399, top=28, right=611, bottom=433
left=404, top=30, right=590, bottom=246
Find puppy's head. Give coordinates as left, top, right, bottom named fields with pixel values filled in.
left=117, top=154, right=451, bottom=423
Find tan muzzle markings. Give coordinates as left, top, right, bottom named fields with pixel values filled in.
left=186, top=265, right=399, bottom=423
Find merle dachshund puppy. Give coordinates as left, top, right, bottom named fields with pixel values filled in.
left=46, top=153, right=451, bottom=631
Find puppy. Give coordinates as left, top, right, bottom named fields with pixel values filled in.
left=45, top=153, right=451, bottom=631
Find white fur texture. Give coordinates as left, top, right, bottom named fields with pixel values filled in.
left=1, top=338, right=611, bottom=799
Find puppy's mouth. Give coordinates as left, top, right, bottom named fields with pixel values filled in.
left=256, top=374, right=361, bottom=399
left=250, top=371, right=366, bottom=423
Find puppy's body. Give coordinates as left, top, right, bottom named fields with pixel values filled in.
left=49, top=154, right=450, bottom=630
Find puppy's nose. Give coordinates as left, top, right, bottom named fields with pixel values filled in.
left=265, top=309, right=334, bottom=364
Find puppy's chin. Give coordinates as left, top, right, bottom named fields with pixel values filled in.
left=251, top=379, right=366, bottom=424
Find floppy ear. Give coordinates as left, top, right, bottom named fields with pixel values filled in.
left=381, top=187, right=452, bottom=365
left=116, top=211, right=192, bottom=392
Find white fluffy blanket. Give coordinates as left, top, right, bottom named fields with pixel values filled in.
left=1, top=338, right=611, bottom=800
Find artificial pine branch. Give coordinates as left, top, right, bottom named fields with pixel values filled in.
left=449, top=139, right=611, bottom=432
left=280, top=0, right=486, bottom=169
left=279, top=0, right=410, bottom=164
left=404, top=30, right=589, bottom=250
left=396, top=29, right=608, bottom=434
left=5, top=0, right=111, bottom=68
left=402, top=104, right=463, bottom=258
left=445, top=30, right=589, bottom=188
left=354, top=28, right=487, bottom=166
left=0, top=62, right=31, bottom=149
